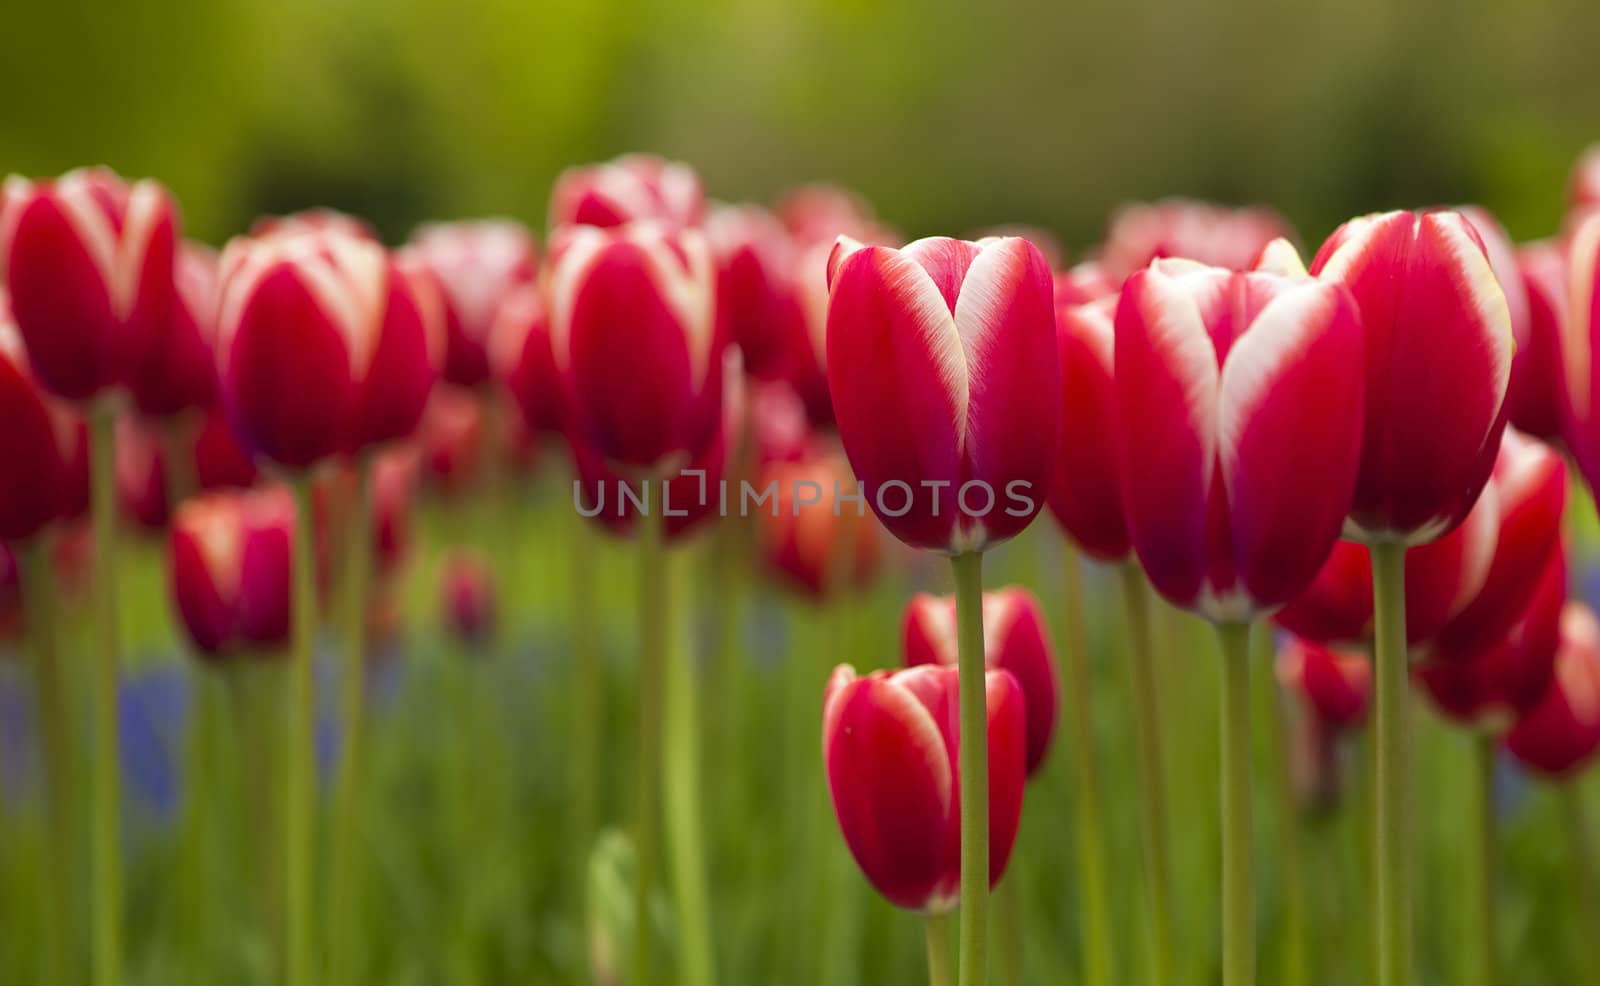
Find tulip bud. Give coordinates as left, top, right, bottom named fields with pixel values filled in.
left=1278, top=637, right=1371, bottom=731
left=550, top=154, right=705, bottom=231
left=1, top=168, right=179, bottom=401
left=217, top=228, right=442, bottom=468
left=902, top=586, right=1060, bottom=775
left=1047, top=295, right=1127, bottom=561
left=1312, top=210, right=1513, bottom=543
left=707, top=203, right=795, bottom=379
left=778, top=240, right=836, bottom=428
left=1509, top=241, right=1567, bottom=443
left=755, top=451, right=881, bottom=600
left=826, top=235, right=1060, bottom=554
left=775, top=184, right=889, bottom=247
left=1562, top=211, right=1600, bottom=492
left=1053, top=263, right=1118, bottom=306
left=115, top=414, right=170, bottom=532
left=749, top=379, right=812, bottom=467
left=192, top=406, right=258, bottom=492
left=549, top=222, right=722, bottom=472
left=168, top=486, right=294, bottom=660
left=1100, top=199, right=1293, bottom=280
left=251, top=209, right=377, bottom=242
left=491, top=283, right=562, bottom=435
left=1506, top=603, right=1600, bottom=779
left=1114, top=254, right=1365, bottom=621
left=441, top=550, right=496, bottom=647
left=418, top=385, right=487, bottom=496
left=130, top=242, right=219, bottom=417
left=822, top=663, right=1027, bottom=911
left=405, top=220, right=539, bottom=388
left=0, top=294, right=89, bottom=541
left=1572, top=145, right=1600, bottom=211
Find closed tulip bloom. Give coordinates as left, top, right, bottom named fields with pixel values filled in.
left=550, top=154, right=705, bottom=231
left=491, top=283, right=561, bottom=435
left=131, top=242, right=219, bottom=417
left=0, top=296, right=87, bottom=540
left=1053, top=262, right=1117, bottom=306
left=1115, top=253, right=1365, bottom=621
left=192, top=406, right=258, bottom=492
left=707, top=203, right=795, bottom=379
left=1456, top=208, right=1531, bottom=382
left=441, top=550, right=496, bottom=647
left=405, top=220, right=538, bottom=388
left=1100, top=199, right=1293, bottom=280
left=1509, top=241, right=1567, bottom=443
left=1572, top=145, right=1600, bottom=211
left=549, top=221, right=722, bottom=471
left=902, top=586, right=1060, bottom=775
left=250, top=209, right=377, bottom=242
left=168, top=486, right=294, bottom=659
left=1562, top=211, right=1600, bottom=491
left=217, top=228, right=442, bottom=467
left=417, top=385, right=486, bottom=495
left=749, top=379, right=812, bottom=467
left=778, top=240, right=837, bottom=428
left=1278, top=637, right=1371, bottom=731
left=775, top=184, right=890, bottom=247
left=1506, top=602, right=1600, bottom=778
left=115, top=414, right=170, bottom=531
left=1048, top=295, right=1127, bottom=561
left=755, top=451, right=881, bottom=599
left=826, top=235, right=1060, bottom=553
left=822, top=663, right=1027, bottom=911
left=1312, top=210, right=1513, bottom=543
left=1, top=168, right=178, bottom=401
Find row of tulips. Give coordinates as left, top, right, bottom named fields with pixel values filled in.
left=2, top=143, right=1600, bottom=986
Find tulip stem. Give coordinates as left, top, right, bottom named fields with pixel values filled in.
left=1258, top=624, right=1308, bottom=986
left=951, top=550, right=989, bottom=986
left=1216, top=622, right=1255, bottom=986
left=89, top=401, right=124, bottom=986
left=571, top=515, right=602, bottom=918
left=1370, top=541, right=1411, bottom=986
left=663, top=544, right=715, bottom=986
left=327, top=454, right=374, bottom=986
left=925, top=911, right=954, bottom=986
left=23, top=538, right=73, bottom=986
left=1061, top=549, right=1115, bottom=986
left=1561, top=784, right=1600, bottom=985
left=286, top=475, right=318, bottom=986
left=1468, top=736, right=1497, bottom=986
left=1118, top=564, right=1175, bottom=986
left=635, top=503, right=667, bottom=986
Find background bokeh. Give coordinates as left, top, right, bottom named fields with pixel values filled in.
left=5, top=0, right=1598, bottom=245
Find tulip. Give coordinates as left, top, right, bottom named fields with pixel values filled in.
left=549, top=221, right=723, bottom=472
left=192, top=406, right=259, bottom=492
left=491, top=283, right=562, bottom=436
left=775, top=183, right=891, bottom=247
left=130, top=243, right=219, bottom=417
left=441, top=550, right=496, bottom=647
left=0, top=296, right=87, bottom=542
left=778, top=240, right=837, bottom=428
left=1562, top=211, right=1600, bottom=493
left=1053, top=262, right=1117, bottom=306
left=1572, top=145, right=1600, bottom=211
left=168, top=487, right=294, bottom=660
left=115, top=414, right=170, bottom=531
left=1, top=167, right=178, bottom=402
left=707, top=203, right=795, bottom=379
left=1100, top=199, right=1293, bottom=281
left=1047, top=295, right=1126, bottom=561
left=1508, top=241, right=1567, bottom=444
left=0, top=543, right=17, bottom=643
left=405, top=220, right=538, bottom=389
left=251, top=208, right=377, bottom=241
left=755, top=451, right=882, bottom=600
left=1507, top=602, right=1600, bottom=778
left=417, top=384, right=487, bottom=496
left=749, top=379, right=813, bottom=467
left=822, top=664, right=1027, bottom=914
left=902, top=587, right=1059, bottom=776
left=1277, top=637, right=1371, bottom=812
left=550, top=154, right=705, bottom=230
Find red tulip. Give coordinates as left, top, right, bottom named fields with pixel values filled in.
left=1572, top=145, right=1600, bottom=211
left=417, top=385, right=487, bottom=496
left=902, top=586, right=1060, bottom=775
left=217, top=228, right=442, bottom=468
left=192, top=405, right=259, bottom=492
left=707, top=203, right=794, bottom=379
left=405, top=220, right=538, bottom=388
left=168, top=486, right=294, bottom=660
left=825, top=235, right=1059, bottom=553
left=1047, top=295, right=1127, bottom=561
left=1509, top=240, right=1567, bottom=443
left=1456, top=208, right=1530, bottom=384
left=1100, top=199, right=1293, bottom=280
left=0, top=295, right=88, bottom=540
left=822, top=663, right=1027, bottom=912
left=1277, top=637, right=1371, bottom=731
left=1114, top=253, right=1365, bottom=621
left=1, top=168, right=178, bottom=401
left=749, top=379, right=812, bottom=467
left=777, top=240, right=836, bottom=428
left=1562, top=211, right=1600, bottom=493
left=1053, top=262, right=1117, bottom=306
left=775, top=184, right=892, bottom=247
left=250, top=209, right=377, bottom=242
left=1506, top=602, right=1600, bottom=779
left=115, top=414, right=170, bottom=531
left=549, top=221, right=722, bottom=472
left=491, top=283, right=561, bottom=435
left=755, top=451, right=882, bottom=600
left=550, top=154, right=705, bottom=231
left=130, top=242, right=219, bottom=417
left=441, top=550, right=496, bottom=646
left=371, top=451, right=417, bottom=581
left=1312, top=210, right=1513, bottom=543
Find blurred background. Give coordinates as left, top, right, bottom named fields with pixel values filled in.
left=5, top=0, right=1598, bottom=245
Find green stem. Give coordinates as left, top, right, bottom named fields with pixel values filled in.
left=1370, top=541, right=1411, bottom=986
left=1119, top=564, right=1174, bottom=986
left=995, top=871, right=1022, bottom=986
left=286, top=476, right=318, bottom=986
left=925, top=912, right=954, bottom=986
left=1258, top=624, right=1307, bottom=986
left=952, top=550, right=989, bottom=986
left=1061, top=550, right=1115, bottom=986
left=1217, top=622, right=1255, bottom=986
left=572, top=516, right=602, bottom=922
left=89, top=401, right=123, bottom=986
left=327, top=455, right=373, bottom=986
left=178, top=670, right=220, bottom=979
left=634, top=502, right=666, bottom=986
left=1469, top=736, right=1497, bottom=986
left=663, top=544, right=714, bottom=986
left=1561, top=784, right=1600, bottom=985
left=23, top=538, right=73, bottom=986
